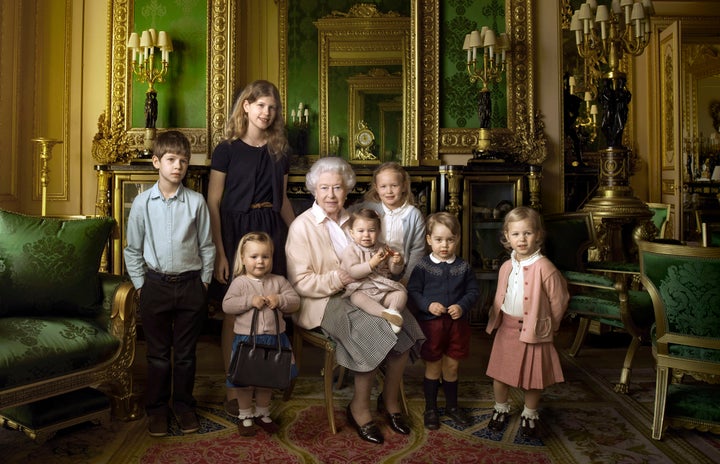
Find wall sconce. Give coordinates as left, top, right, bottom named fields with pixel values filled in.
left=127, top=28, right=173, bottom=156
left=290, top=102, right=310, bottom=156
left=463, top=27, right=509, bottom=159
left=329, top=135, right=341, bottom=157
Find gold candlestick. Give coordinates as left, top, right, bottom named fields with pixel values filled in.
left=32, top=137, right=63, bottom=216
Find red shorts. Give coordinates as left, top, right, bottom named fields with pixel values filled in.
left=418, top=316, right=471, bottom=361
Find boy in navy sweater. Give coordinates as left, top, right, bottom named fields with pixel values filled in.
left=407, top=212, right=480, bottom=430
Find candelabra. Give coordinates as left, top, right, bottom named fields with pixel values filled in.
left=127, top=29, right=173, bottom=155
left=572, top=0, right=655, bottom=261
left=463, top=27, right=508, bottom=159
left=32, top=137, right=63, bottom=216
left=291, top=102, right=310, bottom=157
left=329, top=136, right=341, bottom=157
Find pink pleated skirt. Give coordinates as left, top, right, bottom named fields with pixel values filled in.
left=486, top=314, right=564, bottom=390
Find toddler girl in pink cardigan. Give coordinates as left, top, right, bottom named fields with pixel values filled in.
left=486, top=206, right=569, bottom=438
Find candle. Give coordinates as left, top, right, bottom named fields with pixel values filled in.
left=298, top=102, right=304, bottom=111
left=304, top=108, right=309, bottom=123
left=291, top=109, right=296, bottom=123
left=569, top=76, right=576, bottom=94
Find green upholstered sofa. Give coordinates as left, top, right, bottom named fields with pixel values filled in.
left=0, top=210, right=139, bottom=420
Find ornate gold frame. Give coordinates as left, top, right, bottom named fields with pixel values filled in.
left=106, top=0, right=235, bottom=156
left=425, top=0, right=538, bottom=164
left=314, top=6, right=412, bottom=165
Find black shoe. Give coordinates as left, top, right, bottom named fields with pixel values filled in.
left=385, top=412, right=411, bottom=435
left=346, top=405, right=384, bottom=444
left=224, top=398, right=239, bottom=417
left=423, top=408, right=440, bottom=430
left=377, top=393, right=411, bottom=435
left=520, top=415, right=539, bottom=438
left=148, top=414, right=168, bottom=437
left=175, top=410, right=200, bottom=434
left=445, top=406, right=470, bottom=426
left=488, top=410, right=509, bottom=431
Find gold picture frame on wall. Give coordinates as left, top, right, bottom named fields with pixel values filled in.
left=423, top=0, right=537, bottom=163
left=106, top=0, right=235, bottom=156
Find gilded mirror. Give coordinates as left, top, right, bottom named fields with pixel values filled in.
left=106, top=0, right=235, bottom=155
left=314, top=5, right=411, bottom=165
left=347, top=69, right=403, bottom=161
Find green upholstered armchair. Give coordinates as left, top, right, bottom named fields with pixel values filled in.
left=0, top=210, right=139, bottom=420
left=543, top=212, right=654, bottom=393
left=647, top=202, right=671, bottom=239
left=638, top=240, right=720, bottom=440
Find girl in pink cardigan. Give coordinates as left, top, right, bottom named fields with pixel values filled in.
left=486, top=207, right=569, bottom=438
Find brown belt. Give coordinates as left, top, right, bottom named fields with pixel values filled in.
left=250, top=202, right=273, bottom=209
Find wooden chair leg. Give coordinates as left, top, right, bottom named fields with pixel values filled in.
left=568, top=317, right=590, bottom=357
left=335, top=366, right=346, bottom=390
left=283, top=328, right=304, bottom=401
left=615, top=335, right=641, bottom=393
left=399, top=378, right=408, bottom=415
left=652, top=365, right=670, bottom=440
left=323, top=350, right=337, bottom=434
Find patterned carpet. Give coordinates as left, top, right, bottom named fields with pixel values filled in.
left=2, top=347, right=720, bottom=464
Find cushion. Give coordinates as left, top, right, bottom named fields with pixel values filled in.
left=0, top=388, right=109, bottom=428
left=0, top=316, right=120, bottom=389
left=0, top=210, right=115, bottom=316
left=666, top=383, right=720, bottom=423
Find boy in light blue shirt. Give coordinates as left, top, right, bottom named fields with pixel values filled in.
left=124, top=130, right=215, bottom=437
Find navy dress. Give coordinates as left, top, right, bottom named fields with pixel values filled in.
left=210, top=139, right=289, bottom=298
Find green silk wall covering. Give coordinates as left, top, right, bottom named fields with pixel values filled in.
left=131, top=0, right=208, bottom=129
left=441, top=0, right=507, bottom=129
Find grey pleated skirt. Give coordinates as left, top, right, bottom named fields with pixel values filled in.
left=320, top=295, right=425, bottom=373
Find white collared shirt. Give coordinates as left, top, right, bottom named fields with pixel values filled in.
left=382, top=201, right=411, bottom=254
left=429, top=253, right=456, bottom=264
left=501, top=249, right=543, bottom=317
left=311, top=201, right=350, bottom=257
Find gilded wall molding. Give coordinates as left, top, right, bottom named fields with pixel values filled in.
left=106, top=0, right=234, bottom=157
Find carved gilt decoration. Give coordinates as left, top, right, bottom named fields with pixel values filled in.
left=105, top=0, right=235, bottom=156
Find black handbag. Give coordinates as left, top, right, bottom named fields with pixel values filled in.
left=227, top=307, right=293, bottom=390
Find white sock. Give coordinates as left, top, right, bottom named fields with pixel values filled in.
left=494, top=402, right=510, bottom=414
left=255, top=405, right=272, bottom=423
left=238, top=407, right=254, bottom=426
left=238, top=407, right=254, bottom=419
left=522, top=406, right=539, bottom=420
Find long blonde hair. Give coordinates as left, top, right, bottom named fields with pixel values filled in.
left=232, top=231, right=274, bottom=277
left=225, top=80, right=289, bottom=161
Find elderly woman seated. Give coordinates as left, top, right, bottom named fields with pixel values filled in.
left=285, top=157, right=425, bottom=445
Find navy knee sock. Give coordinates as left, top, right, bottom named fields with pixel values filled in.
left=443, top=380, right=459, bottom=409
left=424, top=377, right=440, bottom=411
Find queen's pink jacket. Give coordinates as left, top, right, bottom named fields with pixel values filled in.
left=486, top=256, right=569, bottom=344
left=286, top=208, right=347, bottom=329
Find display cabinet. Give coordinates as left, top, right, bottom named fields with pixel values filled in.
left=442, top=164, right=533, bottom=324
